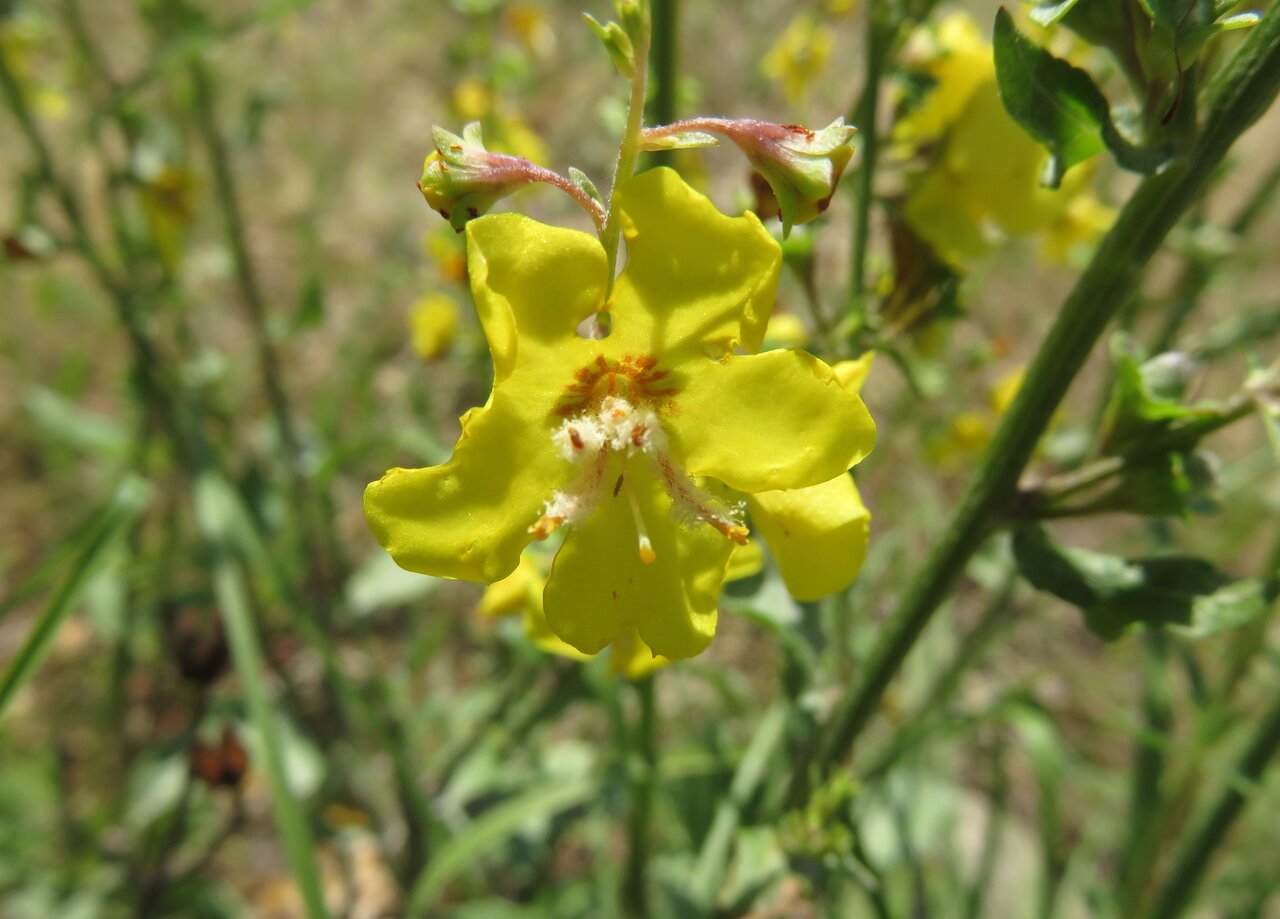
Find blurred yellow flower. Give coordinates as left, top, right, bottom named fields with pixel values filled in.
left=891, top=12, right=1113, bottom=270
left=503, top=2, right=557, bottom=60
left=137, top=164, right=198, bottom=270
left=763, top=14, right=834, bottom=106
left=408, top=293, right=459, bottom=360
left=929, top=366, right=1026, bottom=466
left=423, top=226, right=469, bottom=284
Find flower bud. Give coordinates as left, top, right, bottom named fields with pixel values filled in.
left=720, top=118, right=856, bottom=237
left=420, top=123, right=538, bottom=232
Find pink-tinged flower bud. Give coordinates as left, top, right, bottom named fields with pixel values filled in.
left=420, top=123, right=538, bottom=232
left=719, top=118, right=856, bottom=237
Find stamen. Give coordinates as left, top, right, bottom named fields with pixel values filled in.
left=654, top=455, right=748, bottom=545
left=628, top=490, right=657, bottom=565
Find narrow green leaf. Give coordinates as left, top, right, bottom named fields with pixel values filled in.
left=407, top=777, right=600, bottom=915
left=993, top=8, right=1173, bottom=185
left=194, top=473, right=331, bottom=919
left=0, top=476, right=151, bottom=720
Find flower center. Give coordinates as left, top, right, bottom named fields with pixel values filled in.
left=531, top=364, right=747, bottom=562
left=555, top=353, right=679, bottom=418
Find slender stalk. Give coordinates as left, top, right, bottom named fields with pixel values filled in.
left=690, top=701, right=788, bottom=906
left=187, top=59, right=343, bottom=598
left=798, top=12, right=1280, bottom=791
left=1143, top=691, right=1280, bottom=919
left=198, top=480, right=330, bottom=919
left=1151, top=154, right=1280, bottom=353
left=600, top=5, right=651, bottom=288
left=622, top=675, right=657, bottom=917
left=963, top=740, right=1009, bottom=919
left=1117, top=630, right=1173, bottom=914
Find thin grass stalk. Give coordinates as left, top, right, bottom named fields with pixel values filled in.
left=197, top=478, right=330, bottom=919
left=1143, top=689, right=1280, bottom=919
left=187, top=58, right=345, bottom=602
left=798, top=11, right=1280, bottom=794
left=622, top=675, right=657, bottom=917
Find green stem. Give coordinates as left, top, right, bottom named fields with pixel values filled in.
left=197, top=480, right=330, bottom=919
left=1117, top=629, right=1172, bottom=913
left=800, top=12, right=1280, bottom=790
left=187, top=60, right=343, bottom=595
left=600, top=6, right=651, bottom=291
left=648, top=0, right=677, bottom=130
left=1143, top=691, right=1280, bottom=919
left=689, top=701, right=788, bottom=906
left=1151, top=154, right=1280, bottom=354
left=622, top=675, right=657, bottom=917
left=847, top=0, right=887, bottom=316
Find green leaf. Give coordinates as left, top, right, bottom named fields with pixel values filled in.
left=1012, top=526, right=1244, bottom=640
left=23, top=387, right=129, bottom=460
left=407, top=777, right=600, bottom=915
left=993, top=8, right=1174, bottom=186
left=292, top=271, right=325, bottom=331
left=0, top=476, right=151, bottom=721
left=1176, top=577, right=1280, bottom=639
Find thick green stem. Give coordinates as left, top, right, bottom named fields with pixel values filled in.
left=802, top=11, right=1280, bottom=788
left=847, top=0, right=887, bottom=316
left=648, top=0, right=677, bottom=131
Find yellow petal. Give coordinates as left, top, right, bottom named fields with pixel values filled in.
left=543, top=455, right=731, bottom=659
left=671, top=349, right=876, bottom=493
left=749, top=474, right=870, bottom=601
left=363, top=394, right=567, bottom=584
left=465, top=213, right=608, bottom=383
left=610, top=167, right=781, bottom=361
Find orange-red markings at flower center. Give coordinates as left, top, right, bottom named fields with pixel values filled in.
left=555, top=353, right=679, bottom=418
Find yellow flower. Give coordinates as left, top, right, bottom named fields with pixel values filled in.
left=892, top=12, right=1113, bottom=269
left=408, top=294, right=459, bottom=360
left=366, top=168, right=876, bottom=660
left=763, top=14, right=835, bottom=106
